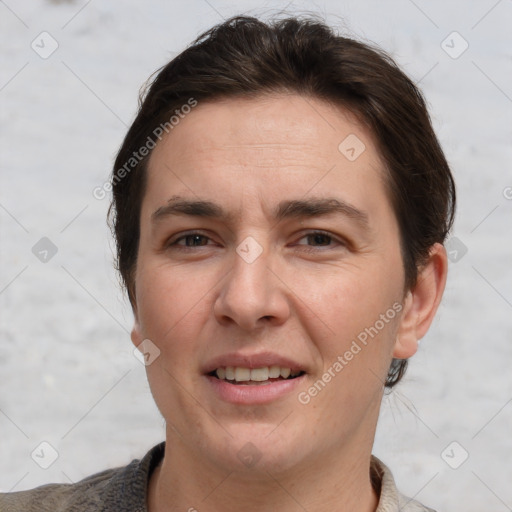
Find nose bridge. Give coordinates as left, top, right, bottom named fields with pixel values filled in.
left=228, top=237, right=272, bottom=308
left=214, top=236, right=289, bottom=328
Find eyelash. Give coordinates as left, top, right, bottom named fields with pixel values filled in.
left=166, top=230, right=346, bottom=252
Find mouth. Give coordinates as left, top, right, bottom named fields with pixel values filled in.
left=203, top=352, right=307, bottom=404
left=208, top=366, right=306, bottom=385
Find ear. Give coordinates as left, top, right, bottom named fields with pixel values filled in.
left=130, top=300, right=144, bottom=350
left=393, top=243, right=448, bottom=359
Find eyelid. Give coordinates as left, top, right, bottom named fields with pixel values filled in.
left=166, top=230, right=218, bottom=248
left=165, top=229, right=348, bottom=250
left=293, top=229, right=346, bottom=248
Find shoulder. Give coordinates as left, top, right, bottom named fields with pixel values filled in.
left=0, top=442, right=165, bottom=512
left=0, top=467, right=123, bottom=512
left=371, top=455, right=437, bottom=512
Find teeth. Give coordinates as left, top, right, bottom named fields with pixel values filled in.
left=214, top=366, right=301, bottom=382
left=234, top=367, right=251, bottom=382
left=251, top=367, right=269, bottom=381
left=269, top=365, right=281, bottom=378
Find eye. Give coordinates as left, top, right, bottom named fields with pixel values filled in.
left=302, top=232, right=332, bottom=246
left=294, top=230, right=345, bottom=250
left=167, top=232, right=214, bottom=249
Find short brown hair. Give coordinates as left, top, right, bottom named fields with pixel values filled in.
left=108, top=15, right=456, bottom=387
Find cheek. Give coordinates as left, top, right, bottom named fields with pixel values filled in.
left=298, top=270, right=402, bottom=434
left=136, top=265, right=214, bottom=421
left=305, top=258, right=402, bottom=328
left=135, top=263, right=212, bottom=363
left=300, top=255, right=404, bottom=373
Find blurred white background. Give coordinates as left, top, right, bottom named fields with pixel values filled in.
left=1, top=0, right=511, bottom=510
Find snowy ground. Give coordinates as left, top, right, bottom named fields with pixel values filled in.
left=1, top=0, right=511, bottom=510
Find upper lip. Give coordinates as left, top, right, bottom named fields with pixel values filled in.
left=203, top=352, right=306, bottom=375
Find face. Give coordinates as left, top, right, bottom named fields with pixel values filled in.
left=131, top=94, right=412, bottom=473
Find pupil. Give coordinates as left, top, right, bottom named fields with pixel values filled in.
left=186, top=235, right=205, bottom=246
left=309, top=234, right=330, bottom=245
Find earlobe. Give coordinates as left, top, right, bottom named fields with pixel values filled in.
left=393, top=292, right=418, bottom=359
left=130, top=303, right=144, bottom=349
left=131, top=320, right=144, bottom=349
left=393, top=243, right=448, bottom=359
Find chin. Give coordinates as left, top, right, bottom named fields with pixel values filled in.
left=204, top=423, right=308, bottom=475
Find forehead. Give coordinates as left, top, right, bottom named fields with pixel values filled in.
left=143, top=94, right=390, bottom=224
left=150, top=93, right=380, bottom=162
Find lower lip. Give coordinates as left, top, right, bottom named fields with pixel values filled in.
left=205, top=374, right=305, bottom=404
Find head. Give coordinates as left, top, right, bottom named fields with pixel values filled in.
left=108, top=15, right=454, bottom=473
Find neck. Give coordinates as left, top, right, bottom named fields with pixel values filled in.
left=148, top=429, right=380, bottom=512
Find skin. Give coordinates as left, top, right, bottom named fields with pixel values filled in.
left=130, top=93, right=448, bottom=511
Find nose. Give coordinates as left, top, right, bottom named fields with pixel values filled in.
left=213, top=244, right=290, bottom=331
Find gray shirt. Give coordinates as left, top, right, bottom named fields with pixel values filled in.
left=0, top=443, right=436, bottom=511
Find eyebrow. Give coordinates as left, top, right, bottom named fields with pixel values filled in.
left=152, top=196, right=234, bottom=223
left=151, top=195, right=370, bottom=229
left=276, top=197, right=369, bottom=227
